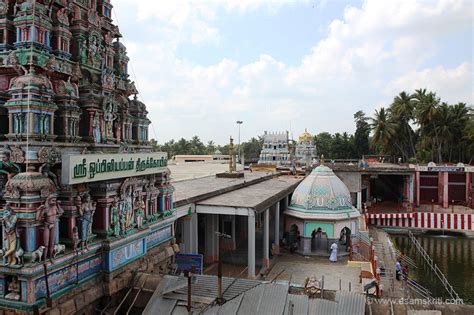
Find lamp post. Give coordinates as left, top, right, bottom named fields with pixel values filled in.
left=236, top=121, right=243, bottom=164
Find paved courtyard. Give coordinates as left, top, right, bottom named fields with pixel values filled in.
left=266, top=252, right=364, bottom=292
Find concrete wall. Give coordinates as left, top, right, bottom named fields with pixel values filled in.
left=335, top=171, right=361, bottom=193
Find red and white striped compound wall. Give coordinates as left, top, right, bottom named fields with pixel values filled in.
left=367, top=212, right=474, bottom=231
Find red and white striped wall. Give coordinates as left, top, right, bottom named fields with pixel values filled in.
left=367, top=212, right=474, bottom=231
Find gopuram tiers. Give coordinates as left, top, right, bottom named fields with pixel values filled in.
left=0, top=1, right=177, bottom=313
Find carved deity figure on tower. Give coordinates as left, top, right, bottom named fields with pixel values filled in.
left=92, top=111, right=101, bottom=143
left=5, top=277, right=20, bottom=300
left=76, top=193, right=96, bottom=250
left=36, top=194, right=64, bottom=260
left=2, top=205, right=19, bottom=266
left=103, top=101, right=116, bottom=139
left=109, top=197, right=120, bottom=237
left=0, top=148, right=21, bottom=178
left=124, top=186, right=134, bottom=229
left=134, top=192, right=145, bottom=229
left=0, top=148, right=21, bottom=196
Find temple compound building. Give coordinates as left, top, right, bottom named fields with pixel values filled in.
left=256, top=130, right=318, bottom=169
left=0, top=1, right=177, bottom=313
left=257, top=131, right=291, bottom=166
left=284, top=165, right=360, bottom=255
left=295, top=128, right=317, bottom=168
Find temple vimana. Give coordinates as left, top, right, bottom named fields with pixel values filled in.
left=0, top=0, right=177, bottom=313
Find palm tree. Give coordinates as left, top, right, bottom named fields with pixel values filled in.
left=370, top=107, right=396, bottom=154
left=449, top=103, right=471, bottom=161
left=413, top=90, right=442, bottom=162
left=391, top=91, right=416, bottom=157
left=436, top=103, right=453, bottom=161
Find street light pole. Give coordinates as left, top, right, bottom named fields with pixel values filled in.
left=236, top=121, right=243, bottom=164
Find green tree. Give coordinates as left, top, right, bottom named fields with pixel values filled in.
left=370, top=107, right=396, bottom=154
left=353, top=110, right=371, bottom=158
left=206, top=140, right=217, bottom=154
left=390, top=91, right=416, bottom=158
left=414, top=90, right=442, bottom=162
left=242, top=136, right=264, bottom=161
left=314, top=132, right=333, bottom=158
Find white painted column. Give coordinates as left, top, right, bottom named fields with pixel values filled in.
left=357, top=191, right=362, bottom=211
left=409, top=174, right=415, bottom=205
left=263, top=208, right=270, bottom=268
left=443, top=172, right=449, bottom=209
left=248, top=213, right=255, bottom=279
left=183, top=212, right=198, bottom=253
left=274, top=202, right=280, bottom=254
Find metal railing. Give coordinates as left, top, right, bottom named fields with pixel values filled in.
left=407, top=230, right=462, bottom=302
left=405, top=277, right=433, bottom=300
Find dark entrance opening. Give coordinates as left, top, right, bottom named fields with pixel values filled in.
left=370, top=175, right=404, bottom=203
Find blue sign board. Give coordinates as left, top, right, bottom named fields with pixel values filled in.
left=175, top=254, right=203, bottom=274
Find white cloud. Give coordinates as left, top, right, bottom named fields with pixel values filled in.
left=112, top=0, right=473, bottom=144
left=386, top=63, right=473, bottom=104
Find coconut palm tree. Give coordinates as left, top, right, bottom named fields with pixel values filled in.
left=413, top=90, right=442, bottom=162
left=370, top=107, right=396, bottom=154
left=390, top=91, right=416, bottom=157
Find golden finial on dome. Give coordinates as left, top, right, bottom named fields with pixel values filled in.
left=298, top=128, right=313, bottom=143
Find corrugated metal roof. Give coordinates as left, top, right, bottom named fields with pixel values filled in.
left=144, top=275, right=367, bottom=315
left=217, top=294, right=244, bottom=315
left=236, top=284, right=265, bottom=315
left=284, top=294, right=309, bottom=315
left=335, top=291, right=366, bottom=315
left=143, top=277, right=180, bottom=315
left=257, top=283, right=289, bottom=314
left=172, top=275, right=261, bottom=301
left=310, top=298, right=338, bottom=315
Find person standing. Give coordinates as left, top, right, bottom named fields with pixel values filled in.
left=329, top=242, right=338, bottom=262
left=402, top=265, right=409, bottom=281
left=395, top=259, right=402, bottom=281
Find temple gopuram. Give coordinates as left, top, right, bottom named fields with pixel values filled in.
left=257, top=131, right=291, bottom=166
left=295, top=128, right=317, bottom=168
left=0, top=0, right=177, bottom=313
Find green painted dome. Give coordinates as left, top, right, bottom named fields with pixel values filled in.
left=290, top=165, right=352, bottom=210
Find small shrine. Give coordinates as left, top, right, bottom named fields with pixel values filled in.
left=284, top=164, right=360, bottom=255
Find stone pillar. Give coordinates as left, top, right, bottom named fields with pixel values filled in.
left=409, top=174, right=415, bottom=205
left=263, top=208, right=269, bottom=268
left=274, top=202, right=280, bottom=254
left=443, top=172, right=449, bottom=209
left=248, top=213, right=255, bottom=279
left=301, top=237, right=312, bottom=255
left=183, top=213, right=198, bottom=254
left=284, top=195, right=289, bottom=210
left=415, top=171, right=420, bottom=207
left=25, top=226, right=37, bottom=252
left=357, top=191, right=362, bottom=211
left=466, top=173, right=471, bottom=205
left=204, top=214, right=218, bottom=263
